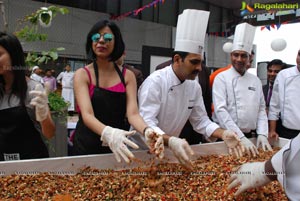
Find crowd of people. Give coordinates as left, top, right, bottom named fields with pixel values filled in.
left=0, top=8, right=299, bottom=199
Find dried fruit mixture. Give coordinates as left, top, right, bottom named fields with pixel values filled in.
left=0, top=148, right=287, bottom=200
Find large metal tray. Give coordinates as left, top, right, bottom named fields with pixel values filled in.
left=0, top=138, right=289, bottom=176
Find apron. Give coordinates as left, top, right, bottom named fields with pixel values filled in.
left=73, top=61, right=127, bottom=155
left=0, top=106, right=49, bottom=161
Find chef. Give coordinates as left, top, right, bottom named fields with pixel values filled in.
left=212, top=23, right=272, bottom=157
left=57, top=64, right=75, bottom=112
left=132, top=9, right=244, bottom=165
left=268, top=48, right=300, bottom=139
left=228, top=133, right=300, bottom=200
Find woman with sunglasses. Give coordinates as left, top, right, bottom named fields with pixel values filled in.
left=73, top=20, right=163, bottom=163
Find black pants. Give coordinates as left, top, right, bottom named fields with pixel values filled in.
left=279, top=126, right=300, bottom=139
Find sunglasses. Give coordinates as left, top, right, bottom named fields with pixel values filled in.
left=91, top=33, right=114, bottom=43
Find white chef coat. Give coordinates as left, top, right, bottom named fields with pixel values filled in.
left=271, top=133, right=300, bottom=200
left=57, top=71, right=75, bottom=111
left=30, top=73, right=44, bottom=84
left=268, top=66, right=300, bottom=130
left=212, top=66, right=268, bottom=138
left=132, top=65, right=219, bottom=147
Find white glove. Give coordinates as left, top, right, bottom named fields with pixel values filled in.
left=228, top=162, right=271, bottom=196
left=222, top=130, right=244, bottom=158
left=29, top=84, right=49, bottom=122
left=240, top=137, right=259, bottom=157
left=168, top=137, right=194, bottom=165
left=144, top=127, right=164, bottom=159
left=101, top=126, right=139, bottom=163
left=257, top=135, right=272, bottom=151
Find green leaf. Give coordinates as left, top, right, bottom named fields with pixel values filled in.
left=56, top=47, right=65, bottom=51
left=38, top=56, right=46, bottom=63
left=49, top=51, right=58, bottom=60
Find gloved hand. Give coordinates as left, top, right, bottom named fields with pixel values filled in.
left=144, top=127, right=164, bottom=159
left=257, top=134, right=272, bottom=151
left=168, top=136, right=194, bottom=165
left=228, top=161, right=271, bottom=196
left=240, top=137, right=259, bottom=157
left=222, top=130, right=244, bottom=158
left=101, top=126, right=139, bottom=163
left=29, top=84, right=49, bottom=122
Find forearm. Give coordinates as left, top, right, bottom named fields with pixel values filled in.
left=269, top=120, right=277, bottom=132
left=82, top=113, right=106, bottom=136
left=211, top=128, right=225, bottom=139
left=128, top=113, right=148, bottom=135
left=41, top=112, right=55, bottom=139
left=265, top=159, right=277, bottom=181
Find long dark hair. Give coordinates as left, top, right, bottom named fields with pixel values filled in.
left=0, top=32, right=27, bottom=106
left=86, top=19, right=125, bottom=62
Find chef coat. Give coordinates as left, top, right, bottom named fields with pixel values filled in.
left=30, top=73, right=44, bottom=84
left=57, top=71, right=75, bottom=111
left=271, top=133, right=300, bottom=200
left=268, top=66, right=300, bottom=130
left=212, top=66, right=268, bottom=138
left=132, top=65, right=219, bottom=147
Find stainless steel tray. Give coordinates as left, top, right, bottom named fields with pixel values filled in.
left=0, top=138, right=289, bottom=176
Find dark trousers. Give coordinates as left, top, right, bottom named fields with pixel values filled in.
left=279, top=126, right=300, bottom=139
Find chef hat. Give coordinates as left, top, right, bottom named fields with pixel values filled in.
left=231, top=22, right=256, bottom=54
left=32, top=66, right=39, bottom=73
left=174, top=9, right=210, bottom=55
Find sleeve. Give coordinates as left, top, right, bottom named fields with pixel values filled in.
left=268, top=74, right=281, bottom=121
left=271, top=134, right=300, bottom=187
left=213, top=74, right=244, bottom=138
left=138, top=77, right=164, bottom=134
left=56, top=72, right=63, bottom=83
left=256, top=85, right=269, bottom=136
left=189, top=84, right=219, bottom=140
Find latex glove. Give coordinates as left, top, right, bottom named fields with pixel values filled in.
left=228, top=162, right=271, bottom=196
left=168, top=136, right=194, bottom=165
left=101, top=126, right=139, bottom=163
left=29, top=84, right=49, bottom=122
left=240, top=137, right=259, bottom=157
left=257, top=135, right=272, bottom=151
left=144, top=127, right=164, bottom=159
left=222, top=130, right=244, bottom=158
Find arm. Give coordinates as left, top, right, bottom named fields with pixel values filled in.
left=74, top=66, right=138, bottom=163
left=213, top=74, right=257, bottom=156
left=74, top=67, right=106, bottom=135
left=213, top=75, right=244, bottom=138
left=56, top=72, right=63, bottom=84
left=40, top=112, right=55, bottom=139
left=268, top=76, right=281, bottom=140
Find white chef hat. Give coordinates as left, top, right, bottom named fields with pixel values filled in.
left=174, top=9, right=210, bottom=55
left=231, top=22, right=256, bottom=54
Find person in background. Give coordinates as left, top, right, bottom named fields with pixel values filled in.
left=57, top=64, right=75, bottom=114
left=213, top=23, right=272, bottom=157
left=263, top=59, right=286, bottom=112
left=0, top=32, right=55, bottom=161
left=210, top=50, right=255, bottom=89
left=155, top=59, right=212, bottom=144
left=133, top=10, right=244, bottom=166
left=268, top=49, right=300, bottom=140
left=43, top=68, right=57, bottom=92
left=228, top=133, right=300, bottom=200
left=30, top=65, right=44, bottom=84
left=73, top=19, right=163, bottom=163
left=116, top=52, right=144, bottom=91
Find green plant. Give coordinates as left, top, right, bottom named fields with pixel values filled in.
left=48, top=92, right=69, bottom=117
left=15, top=6, right=69, bottom=66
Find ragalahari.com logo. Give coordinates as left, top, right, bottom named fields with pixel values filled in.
left=240, top=1, right=254, bottom=16
left=240, top=1, right=299, bottom=16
